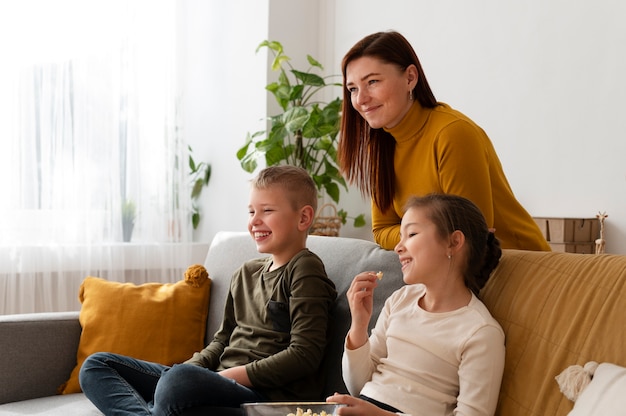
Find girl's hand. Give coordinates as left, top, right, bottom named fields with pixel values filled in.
left=345, top=272, right=380, bottom=349
left=327, top=393, right=394, bottom=416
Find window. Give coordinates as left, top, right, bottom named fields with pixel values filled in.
left=0, top=0, right=195, bottom=314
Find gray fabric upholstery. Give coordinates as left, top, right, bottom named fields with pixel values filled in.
left=0, top=312, right=81, bottom=404
left=0, top=232, right=403, bottom=415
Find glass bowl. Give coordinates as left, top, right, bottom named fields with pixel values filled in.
left=241, top=402, right=345, bottom=416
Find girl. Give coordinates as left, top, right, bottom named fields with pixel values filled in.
left=329, top=193, right=505, bottom=416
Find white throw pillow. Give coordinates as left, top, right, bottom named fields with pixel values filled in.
left=567, top=363, right=626, bottom=415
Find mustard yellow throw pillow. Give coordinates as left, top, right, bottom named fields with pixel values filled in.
left=59, top=264, right=211, bottom=394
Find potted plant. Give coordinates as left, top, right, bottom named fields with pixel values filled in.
left=121, top=199, right=136, bottom=242
left=236, top=40, right=365, bottom=230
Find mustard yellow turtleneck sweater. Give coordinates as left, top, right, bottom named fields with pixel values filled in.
left=373, top=101, right=550, bottom=252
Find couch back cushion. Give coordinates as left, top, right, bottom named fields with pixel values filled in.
left=203, top=232, right=403, bottom=397
left=481, top=249, right=626, bottom=416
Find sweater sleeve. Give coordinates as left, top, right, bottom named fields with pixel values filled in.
left=371, top=198, right=402, bottom=251
left=342, top=339, right=374, bottom=396
left=184, top=274, right=238, bottom=368
left=342, top=293, right=392, bottom=395
left=455, top=324, right=505, bottom=416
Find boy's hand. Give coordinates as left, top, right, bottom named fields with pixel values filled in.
left=218, top=365, right=252, bottom=387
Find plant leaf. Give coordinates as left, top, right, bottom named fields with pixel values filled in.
left=337, top=209, right=348, bottom=225
left=191, top=178, right=205, bottom=199
left=271, top=54, right=290, bottom=71
left=306, top=54, right=323, bottom=69
left=283, top=107, right=309, bottom=132
left=239, top=152, right=258, bottom=173
left=353, top=214, right=366, bottom=228
left=324, top=182, right=340, bottom=203
left=203, top=165, right=212, bottom=184
left=236, top=139, right=252, bottom=161
left=265, top=145, right=288, bottom=166
left=289, top=84, right=304, bottom=102
left=292, top=70, right=325, bottom=87
left=267, top=81, right=291, bottom=111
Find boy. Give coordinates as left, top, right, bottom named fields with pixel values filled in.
left=79, top=165, right=337, bottom=415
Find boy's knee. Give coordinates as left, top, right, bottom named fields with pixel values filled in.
left=159, top=364, right=194, bottom=386
left=157, top=364, right=209, bottom=396
left=80, top=352, right=108, bottom=374
left=78, top=352, right=113, bottom=389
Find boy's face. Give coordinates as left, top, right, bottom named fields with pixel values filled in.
left=248, top=186, right=306, bottom=262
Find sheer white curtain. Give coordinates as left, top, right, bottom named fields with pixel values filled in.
left=0, top=0, right=195, bottom=314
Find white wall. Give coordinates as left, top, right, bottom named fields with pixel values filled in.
left=179, top=0, right=269, bottom=244
left=329, top=0, right=626, bottom=253
left=186, top=0, right=626, bottom=254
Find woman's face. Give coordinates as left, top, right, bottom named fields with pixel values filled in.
left=345, top=56, right=417, bottom=129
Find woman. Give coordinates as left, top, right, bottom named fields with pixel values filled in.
left=338, top=30, right=550, bottom=251
left=328, top=193, right=505, bottom=415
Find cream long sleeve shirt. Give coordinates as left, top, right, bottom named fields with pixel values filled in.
left=342, top=284, right=505, bottom=416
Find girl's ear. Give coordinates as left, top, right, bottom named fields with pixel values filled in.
left=299, top=205, right=315, bottom=231
left=448, top=230, right=466, bottom=255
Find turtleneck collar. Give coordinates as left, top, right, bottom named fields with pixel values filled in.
left=384, top=101, right=431, bottom=144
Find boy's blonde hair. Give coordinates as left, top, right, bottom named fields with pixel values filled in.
left=252, top=165, right=318, bottom=213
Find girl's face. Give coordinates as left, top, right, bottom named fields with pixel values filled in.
left=247, top=186, right=303, bottom=261
left=345, top=56, right=417, bottom=129
left=394, top=206, right=451, bottom=286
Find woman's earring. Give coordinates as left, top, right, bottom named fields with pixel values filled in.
left=408, top=90, right=413, bottom=101
left=447, top=254, right=451, bottom=259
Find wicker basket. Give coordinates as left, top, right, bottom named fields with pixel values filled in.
left=310, top=203, right=342, bottom=237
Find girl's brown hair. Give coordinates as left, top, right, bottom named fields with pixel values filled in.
left=404, top=193, right=502, bottom=296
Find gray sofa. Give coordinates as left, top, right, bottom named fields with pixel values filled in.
left=2, top=231, right=626, bottom=416
left=0, top=232, right=403, bottom=415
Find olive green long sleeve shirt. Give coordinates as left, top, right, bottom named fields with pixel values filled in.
left=185, top=249, right=337, bottom=400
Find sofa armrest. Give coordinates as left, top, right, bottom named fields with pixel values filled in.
left=0, top=311, right=81, bottom=404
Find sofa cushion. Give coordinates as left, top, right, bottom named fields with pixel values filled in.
left=566, top=362, right=626, bottom=415
left=59, top=265, right=211, bottom=394
left=0, top=393, right=101, bottom=415
left=481, top=250, right=626, bottom=416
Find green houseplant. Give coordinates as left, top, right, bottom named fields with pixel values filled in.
left=236, top=40, right=365, bottom=229
left=188, top=145, right=211, bottom=229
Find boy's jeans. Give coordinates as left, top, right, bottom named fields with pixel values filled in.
left=79, top=352, right=265, bottom=416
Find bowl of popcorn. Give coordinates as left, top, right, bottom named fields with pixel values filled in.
left=241, top=402, right=345, bottom=416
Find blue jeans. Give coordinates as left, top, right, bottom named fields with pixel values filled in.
left=79, top=352, right=266, bottom=416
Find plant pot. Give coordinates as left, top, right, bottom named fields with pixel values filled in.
left=122, top=220, right=134, bottom=242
